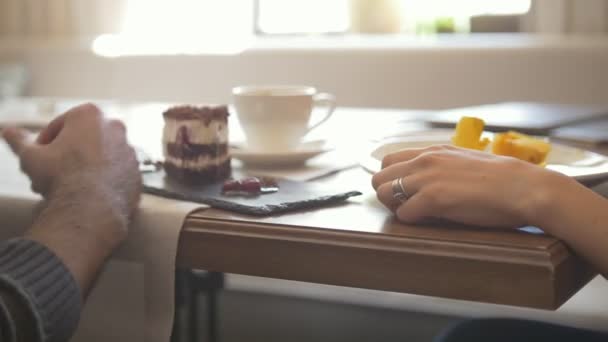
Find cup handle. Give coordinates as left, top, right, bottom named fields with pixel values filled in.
left=306, top=92, right=336, bottom=134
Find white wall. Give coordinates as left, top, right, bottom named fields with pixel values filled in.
left=3, top=36, right=608, bottom=109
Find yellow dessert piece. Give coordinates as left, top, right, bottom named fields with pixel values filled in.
left=451, top=116, right=491, bottom=151
left=492, top=131, right=551, bottom=165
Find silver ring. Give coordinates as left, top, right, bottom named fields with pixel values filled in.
left=391, top=177, right=408, bottom=202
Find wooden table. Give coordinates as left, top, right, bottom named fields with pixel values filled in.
left=177, top=169, right=594, bottom=310
left=1, top=98, right=597, bottom=310
left=173, top=109, right=598, bottom=310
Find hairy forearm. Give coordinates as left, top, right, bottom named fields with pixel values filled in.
left=25, top=177, right=128, bottom=296
left=529, top=174, right=608, bottom=278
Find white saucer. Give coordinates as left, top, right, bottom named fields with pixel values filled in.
left=230, top=140, right=333, bottom=167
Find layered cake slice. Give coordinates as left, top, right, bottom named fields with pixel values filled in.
left=162, top=105, right=231, bottom=183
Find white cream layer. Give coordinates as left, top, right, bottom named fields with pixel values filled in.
left=162, top=118, right=228, bottom=145
left=165, top=154, right=230, bottom=170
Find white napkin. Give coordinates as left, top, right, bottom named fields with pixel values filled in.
left=0, top=98, right=57, bottom=129
left=0, top=142, right=204, bottom=342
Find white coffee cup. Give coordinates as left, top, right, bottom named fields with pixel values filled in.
left=232, top=85, right=336, bottom=152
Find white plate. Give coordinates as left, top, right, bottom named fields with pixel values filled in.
left=231, top=140, right=333, bottom=167
left=360, top=132, right=608, bottom=183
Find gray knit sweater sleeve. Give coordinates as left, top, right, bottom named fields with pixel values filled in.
left=0, top=238, right=82, bottom=342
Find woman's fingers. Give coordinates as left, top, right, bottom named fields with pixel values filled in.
left=395, top=192, right=437, bottom=224
left=381, top=148, right=425, bottom=169
left=375, top=175, right=421, bottom=210
left=377, top=174, right=444, bottom=224
left=372, top=144, right=548, bottom=228
left=381, top=145, right=456, bottom=169
left=372, top=157, right=423, bottom=190
left=373, top=145, right=457, bottom=190
left=372, top=150, right=441, bottom=190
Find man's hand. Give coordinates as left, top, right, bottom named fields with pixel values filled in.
left=2, top=103, right=141, bottom=295
left=3, top=103, right=140, bottom=215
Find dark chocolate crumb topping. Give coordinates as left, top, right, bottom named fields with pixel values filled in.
left=163, top=105, right=230, bottom=123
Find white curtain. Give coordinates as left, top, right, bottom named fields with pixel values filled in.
left=525, top=0, right=608, bottom=34
left=0, top=0, right=127, bottom=37
left=1, top=0, right=606, bottom=38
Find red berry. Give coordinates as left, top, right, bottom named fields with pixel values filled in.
left=240, top=177, right=261, bottom=194
left=222, top=179, right=240, bottom=192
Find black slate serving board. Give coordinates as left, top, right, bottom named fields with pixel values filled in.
left=142, top=171, right=362, bottom=216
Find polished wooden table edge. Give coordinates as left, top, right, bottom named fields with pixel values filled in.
left=177, top=214, right=596, bottom=310
left=181, top=215, right=564, bottom=268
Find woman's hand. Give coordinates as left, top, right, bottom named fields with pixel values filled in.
left=371, top=145, right=570, bottom=228
left=373, top=144, right=608, bottom=278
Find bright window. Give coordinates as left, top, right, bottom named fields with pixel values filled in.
left=257, top=0, right=532, bottom=34
left=92, top=0, right=532, bottom=56
left=94, top=0, right=254, bottom=56
left=257, top=0, right=350, bottom=34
